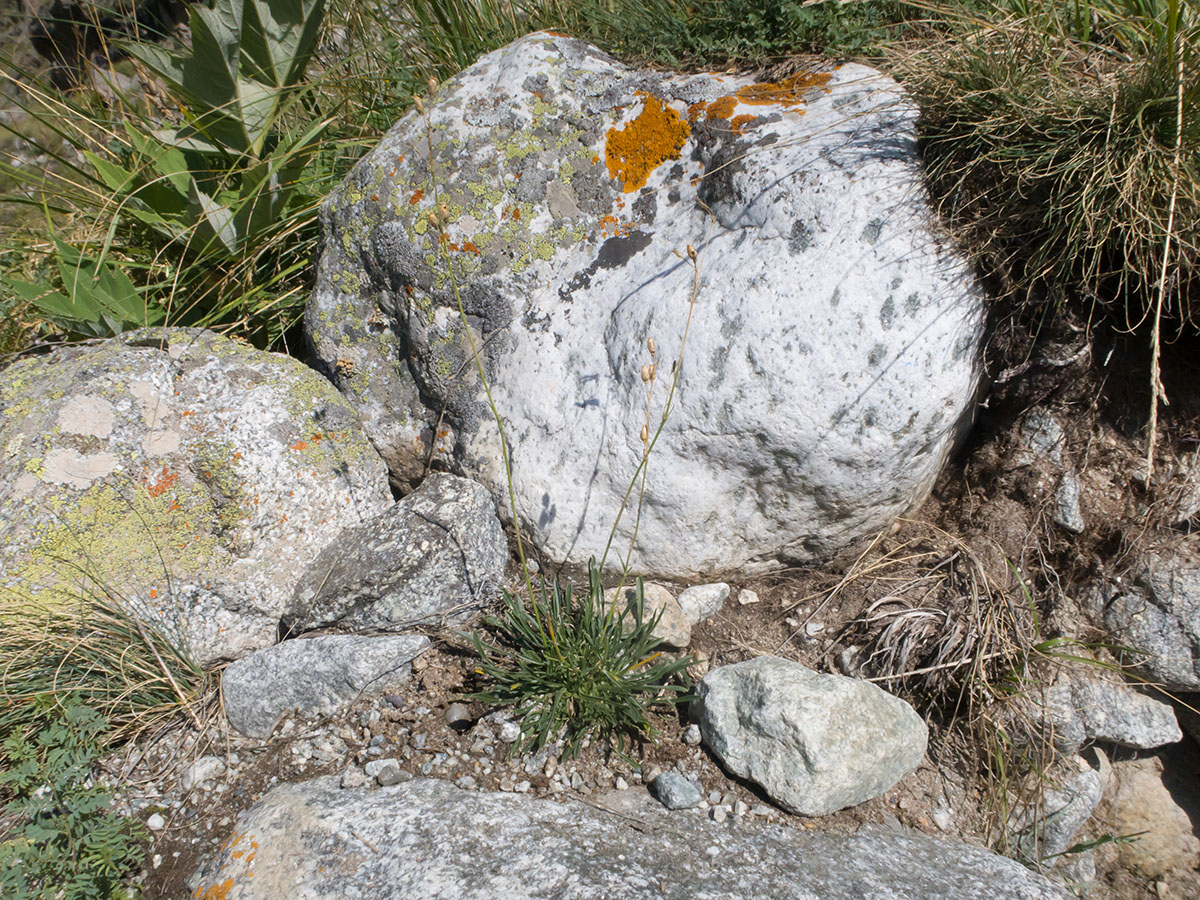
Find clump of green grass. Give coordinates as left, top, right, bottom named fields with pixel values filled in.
left=895, top=0, right=1199, bottom=327
left=0, top=586, right=212, bottom=769
left=467, top=565, right=692, bottom=759
left=0, top=699, right=148, bottom=900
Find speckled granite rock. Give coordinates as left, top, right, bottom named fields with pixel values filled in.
left=222, top=634, right=430, bottom=739
left=280, top=472, right=507, bottom=635
left=694, top=656, right=928, bottom=816
left=0, top=328, right=392, bottom=665
left=191, top=777, right=1070, bottom=900
left=1092, top=546, right=1200, bottom=690
left=306, top=31, right=986, bottom=579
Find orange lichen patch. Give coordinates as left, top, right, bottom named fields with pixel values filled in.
left=730, top=114, right=755, bottom=135
left=192, top=879, right=234, bottom=900
left=290, top=440, right=307, bottom=451
left=146, top=468, right=178, bottom=497
left=599, top=215, right=635, bottom=239
left=736, top=70, right=832, bottom=108
left=461, top=241, right=480, bottom=254
left=408, top=189, right=424, bottom=205
left=687, top=100, right=708, bottom=121
left=704, top=95, right=737, bottom=121
left=605, top=95, right=690, bottom=193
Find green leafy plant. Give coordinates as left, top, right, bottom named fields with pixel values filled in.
left=0, top=700, right=147, bottom=900
left=0, top=0, right=378, bottom=346
left=468, top=564, right=692, bottom=759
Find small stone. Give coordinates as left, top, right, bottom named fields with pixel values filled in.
left=444, top=703, right=472, bottom=729
left=708, top=790, right=722, bottom=804
left=805, top=621, right=824, bottom=635
left=340, top=767, right=369, bottom=789
left=711, top=806, right=728, bottom=824
left=419, top=761, right=433, bottom=776
left=499, top=777, right=514, bottom=791
left=498, top=721, right=521, bottom=743
left=651, top=772, right=703, bottom=810
left=615, top=776, right=629, bottom=791
left=677, top=583, right=730, bottom=624
left=932, top=803, right=953, bottom=832
left=146, top=813, right=166, bottom=831
left=385, top=694, right=405, bottom=709
left=514, top=780, right=532, bottom=793
left=737, top=589, right=759, bottom=606
left=571, top=772, right=585, bottom=791
left=643, top=765, right=662, bottom=784
left=456, top=775, right=477, bottom=790
left=683, top=723, right=702, bottom=746
left=411, top=733, right=426, bottom=750
left=152, top=854, right=162, bottom=868
left=376, top=765, right=410, bottom=786
left=363, top=758, right=401, bottom=778
left=180, top=756, right=226, bottom=792
left=733, top=800, right=749, bottom=817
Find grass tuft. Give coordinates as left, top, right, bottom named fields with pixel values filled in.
left=467, top=564, right=692, bottom=759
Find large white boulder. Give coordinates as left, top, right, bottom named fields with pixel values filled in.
left=307, top=32, right=986, bottom=578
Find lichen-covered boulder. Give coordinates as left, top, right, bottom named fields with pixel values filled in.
left=0, top=328, right=392, bottom=666
left=307, top=32, right=986, bottom=578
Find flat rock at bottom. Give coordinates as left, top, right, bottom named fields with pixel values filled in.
left=222, top=634, right=430, bottom=739
left=694, top=655, right=928, bottom=816
left=191, top=777, right=1070, bottom=900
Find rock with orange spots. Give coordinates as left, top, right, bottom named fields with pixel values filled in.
left=308, top=32, right=985, bottom=579
left=0, top=328, right=392, bottom=666
left=221, top=633, right=430, bottom=739
left=191, top=776, right=1071, bottom=899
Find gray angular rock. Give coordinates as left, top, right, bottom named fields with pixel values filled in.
left=677, top=582, right=729, bottom=623
left=307, top=33, right=986, bottom=579
left=650, top=771, right=703, bottom=809
left=222, top=634, right=429, bottom=739
left=1010, top=749, right=1110, bottom=861
left=192, top=777, right=1070, bottom=900
left=694, top=656, right=927, bottom=816
left=1015, top=665, right=1180, bottom=754
left=1095, top=548, right=1200, bottom=690
left=281, top=473, right=507, bottom=634
left=0, top=328, right=392, bottom=666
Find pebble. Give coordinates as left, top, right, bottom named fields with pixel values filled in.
left=146, top=813, right=166, bottom=831
left=444, top=703, right=472, bottom=729
left=708, top=790, right=722, bottom=805
left=514, top=780, right=531, bottom=793
left=456, top=775, right=477, bottom=790
left=180, top=757, right=226, bottom=792
left=650, top=772, right=703, bottom=810
left=571, top=772, right=585, bottom=791
left=737, top=589, right=760, bottom=605
left=340, top=767, right=368, bottom=789
left=376, top=766, right=410, bottom=787
left=683, top=723, right=702, bottom=746
left=711, top=807, right=728, bottom=824
left=498, top=721, right=521, bottom=743
left=411, top=733, right=426, bottom=750
left=151, top=854, right=162, bottom=868
left=676, top=583, right=729, bottom=623
left=615, top=776, right=629, bottom=791
left=734, top=800, right=749, bottom=818
left=419, top=761, right=433, bottom=776
left=363, top=759, right=401, bottom=778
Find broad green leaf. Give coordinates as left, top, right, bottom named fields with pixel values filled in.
left=3, top=278, right=106, bottom=336
left=189, top=182, right=239, bottom=254
left=83, top=153, right=136, bottom=193
left=237, top=76, right=280, bottom=155
left=242, top=0, right=325, bottom=88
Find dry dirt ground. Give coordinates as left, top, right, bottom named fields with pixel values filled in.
left=124, top=310, right=1200, bottom=900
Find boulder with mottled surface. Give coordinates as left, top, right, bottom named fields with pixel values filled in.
left=222, top=634, right=430, bottom=739
left=191, top=777, right=1070, bottom=900
left=0, top=328, right=392, bottom=666
left=281, top=473, right=507, bottom=635
left=693, top=655, right=928, bottom=816
left=306, top=32, right=986, bottom=579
